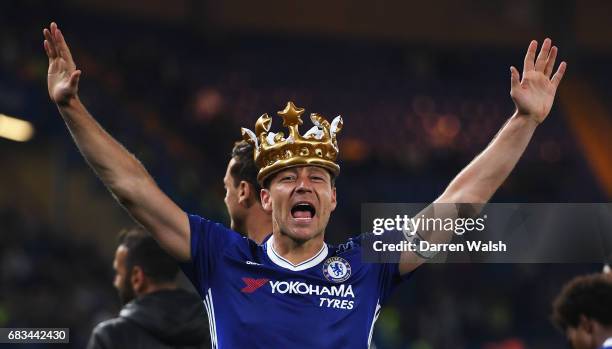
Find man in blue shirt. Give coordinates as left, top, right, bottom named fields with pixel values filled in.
left=44, top=21, right=566, bottom=348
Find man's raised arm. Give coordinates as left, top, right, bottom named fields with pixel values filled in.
left=43, top=22, right=190, bottom=262
left=437, top=39, right=566, bottom=205
left=399, top=39, right=567, bottom=274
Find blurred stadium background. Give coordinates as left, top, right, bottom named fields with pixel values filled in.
left=1, top=0, right=611, bottom=348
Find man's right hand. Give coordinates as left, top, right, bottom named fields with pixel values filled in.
left=44, top=22, right=81, bottom=106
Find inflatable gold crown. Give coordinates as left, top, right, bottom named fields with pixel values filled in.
left=241, top=101, right=343, bottom=185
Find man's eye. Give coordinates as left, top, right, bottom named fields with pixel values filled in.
left=311, top=176, right=324, bottom=182
left=281, top=176, right=295, bottom=181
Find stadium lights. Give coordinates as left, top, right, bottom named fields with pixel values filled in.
left=0, top=113, right=34, bottom=142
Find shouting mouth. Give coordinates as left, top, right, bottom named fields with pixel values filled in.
left=291, top=202, right=316, bottom=222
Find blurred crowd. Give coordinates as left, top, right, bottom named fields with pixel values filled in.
left=1, top=2, right=603, bottom=222
left=0, top=1, right=608, bottom=348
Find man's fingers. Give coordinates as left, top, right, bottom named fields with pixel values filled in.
left=43, top=29, right=57, bottom=59
left=50, top=23, right=62, bottom=58
left=544, top=46, right=558, bottom=78
left=523, top=40, right=538, bottom=72
left=510, top=66, right=521, bottom=91
left=551, top=62, right=567, bottom=88
left=54, top=28, right=74, bottom=63
left=69, top=70, right=82, bottom=89
left=535, top=38, right=551, bottom=72
left=43, top=40, right=53, bottom=60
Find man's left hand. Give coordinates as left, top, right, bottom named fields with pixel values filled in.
left=510, top=38, right=567, bottom=124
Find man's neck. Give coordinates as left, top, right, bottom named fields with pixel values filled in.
left=245, top=206, right=272, bottom=244
left=138, top=282, right=178, bottom=298
left=597, top=330, right=612, bottom=348
left=270, top=231, right=325, bottom=266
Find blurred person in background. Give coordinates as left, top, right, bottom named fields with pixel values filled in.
left=552, top=273, right=612, bottom=349
left=87, top=227, right=210, bottom=349
left=224, top=140, right=272, bottom=244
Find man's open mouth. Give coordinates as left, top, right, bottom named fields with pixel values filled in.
left=291, top=202, right=316, bottom=219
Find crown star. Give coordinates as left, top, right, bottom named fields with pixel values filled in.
left=278, top=101, right=304, bottom=127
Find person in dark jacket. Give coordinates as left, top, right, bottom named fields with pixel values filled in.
left=87, top=227, right=210, bottom=349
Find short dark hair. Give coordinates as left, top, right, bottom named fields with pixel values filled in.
left=551, top=273, right=612, bottom=331
left=118, top=227, right=179, bottom=284
left=230, top=140, right=261, bottom=202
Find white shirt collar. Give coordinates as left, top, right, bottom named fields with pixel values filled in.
left=602, top=337, right=612, bottom=348
left=265, top=235, right=328, bottom=271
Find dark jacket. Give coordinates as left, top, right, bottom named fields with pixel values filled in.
left=87, top=289, right=210, bottom=349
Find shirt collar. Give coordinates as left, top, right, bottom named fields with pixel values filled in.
left=265, top=235, right=328, bottom=271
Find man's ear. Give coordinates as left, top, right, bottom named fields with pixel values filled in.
left=238, top=181, right=251, bottom=206
left=578, top=315, right=595, bottom=334
left=261, top=188, right=272, bottom=213
left=131, top=265, right=145, bottom=293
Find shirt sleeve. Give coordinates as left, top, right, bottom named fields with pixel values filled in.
left=354, top=232, right=414, bottom=304
left=378, top=229, right=415, bottom=303
left=179, top=214, right=242, bottom=296
left=376, top=258, right=414, bottom=304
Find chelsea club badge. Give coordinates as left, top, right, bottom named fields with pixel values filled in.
left=323, top=257, right=351, bottom=283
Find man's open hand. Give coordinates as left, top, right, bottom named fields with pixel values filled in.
left=43, top=22, right=81, bottom=106
left=510, top=38, right=567, bottom=124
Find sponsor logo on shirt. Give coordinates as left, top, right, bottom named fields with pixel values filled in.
left=269, top=280, right=354, bottom=298
left=240, top=277, right=356, bottom=310
left=240, top=277, right=269, bottom=293
left=270, top=280, right=355, bottom=310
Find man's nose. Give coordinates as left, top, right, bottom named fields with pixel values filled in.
left=295, top=177, right=313, bottom=193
